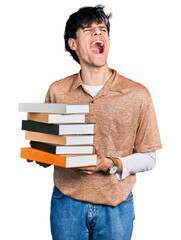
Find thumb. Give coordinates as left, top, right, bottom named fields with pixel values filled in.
left=95, top=146, right=100, bottom=155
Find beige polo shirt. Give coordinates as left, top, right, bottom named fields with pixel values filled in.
left=45, top=69, right=162, bottom=206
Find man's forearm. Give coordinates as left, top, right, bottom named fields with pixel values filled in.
left=116, top=151, right=156, bottom=180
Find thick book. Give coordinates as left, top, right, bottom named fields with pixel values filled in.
left=25, top=131, right=94, bottom=146
left=30, top=141, right=94, bottom=154
left=19, top=103, right=89, bottom=114
left=22, top=120, right=94, bottom=135
left=21, top=147, right=97, bottom=168
left=27, top=112, right=85, bottom=124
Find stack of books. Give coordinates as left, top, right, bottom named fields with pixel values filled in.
left=19, top=103, right=97, bottom=168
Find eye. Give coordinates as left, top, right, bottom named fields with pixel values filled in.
left=83, top=28, right=91, bottom=32
left=100, top=28, right=107, bottom=33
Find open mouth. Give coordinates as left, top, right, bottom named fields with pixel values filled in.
left=90, top=41, right=104, bottom=54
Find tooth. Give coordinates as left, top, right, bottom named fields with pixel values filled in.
left=91, top=41, right=104, bottom=47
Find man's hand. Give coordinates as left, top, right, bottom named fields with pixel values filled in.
left=27, top=141, right=51, bottom=168
left=27, top=159, right=51, bottom=168
left=74, top=147, right=113, bottom=175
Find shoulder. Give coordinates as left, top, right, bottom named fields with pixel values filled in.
left=48, top=73, right=78, bottom=94
left=116, top=72, right=152, bottom=102
left=45, top=73, right=78, bottom=103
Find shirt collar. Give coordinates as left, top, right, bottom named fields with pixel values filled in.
left=69, top=68, right=125, bottom=94
left=69, top=71, right=84, bottom=92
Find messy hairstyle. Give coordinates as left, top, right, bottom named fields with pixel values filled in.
left=64, top=5, right=112, bottom=64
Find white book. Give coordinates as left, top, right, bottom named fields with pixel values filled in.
left=57, top=123, right=94, bottom=135
left=54, top=145, right=94, bottom=155
left=65, top=135, right=94, bottom=145
left=19, top=103, right=89, bottom=114
left=66, top=155, right=97, bottom=168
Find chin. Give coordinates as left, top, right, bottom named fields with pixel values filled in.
left=92, top=60, right=107, bottom=68
left=80, top=54, right=108, bottom=68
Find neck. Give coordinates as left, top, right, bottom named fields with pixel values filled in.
left=80, top=64, right=111, bottom=86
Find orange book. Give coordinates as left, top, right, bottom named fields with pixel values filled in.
left=21, top=147, right=97, bottom=168
left=27, top=112, right=85, bottom=124
left=25, top=131, right=94, bottom=146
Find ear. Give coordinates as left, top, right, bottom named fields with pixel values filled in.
left=68, top=38, right=77, bottom=51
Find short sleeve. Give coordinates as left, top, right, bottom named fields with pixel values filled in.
left=44, top=80, right=62, bottom=103
left=134, top=91, right=162, bottom=153
left=45, top=83, right=56, bottom=103
left=45, top=87, right=51, bottom=103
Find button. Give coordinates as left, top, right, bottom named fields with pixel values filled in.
left=91, top=100, right=94, bottom=103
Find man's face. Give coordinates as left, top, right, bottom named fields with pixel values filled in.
left=69, top=21, right=110, bottom=68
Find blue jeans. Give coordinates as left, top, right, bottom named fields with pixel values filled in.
left=50, top=186, right=135, bottom=240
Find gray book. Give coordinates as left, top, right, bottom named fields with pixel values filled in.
left=19, top=103, right=89, bottom=114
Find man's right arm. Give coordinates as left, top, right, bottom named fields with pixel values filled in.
left=27, top=87, right=52, bottom=168
left=26, top=141, right=52, bottom=168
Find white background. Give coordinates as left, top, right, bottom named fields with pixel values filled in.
left=0, top=0, right=180, bottom=239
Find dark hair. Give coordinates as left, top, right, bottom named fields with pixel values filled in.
left=64, top=5, right=112, bottom=64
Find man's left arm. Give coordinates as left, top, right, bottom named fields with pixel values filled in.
left=75, top=148, right=156, bottom=177
left=96, top=150, right=156, bottom=178
left=76, top=88, right=162, bottom=176
left=116, top=151, right=156, bottom=180
left=112, top=88, right=162, bottom=179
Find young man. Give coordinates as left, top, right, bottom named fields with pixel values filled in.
left=39, top=5, right=162, bottom=240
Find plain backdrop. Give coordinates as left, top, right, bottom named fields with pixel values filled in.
left=0, top=0, right=180, bottom=239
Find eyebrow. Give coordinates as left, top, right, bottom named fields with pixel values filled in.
left=82, top=26, right=91, bottom=29
left=82, top=25, right=107, bottom=30
left=99, top=26, right=107, bottom=29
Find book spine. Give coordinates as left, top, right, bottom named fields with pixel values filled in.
left=19, top=103, right=66, bottom=113
left=22, top=120, right=59, bottom=135
left=20, top=147, right=67, bottom=167
left=27, top=113, right=49, bottom=123
left=30, top=141, right=56, bottom=154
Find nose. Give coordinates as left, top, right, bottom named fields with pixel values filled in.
left=92, top=27, right=101, bottom=36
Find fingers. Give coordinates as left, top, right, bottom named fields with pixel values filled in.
left=74, top=166, right=96, bottom=175
left=95, top=146, right=101, bottom=155
left=78, top=170, right=93, bottom=175
left=35, top=161, right=51, bottom=168
left=27, top=159, right=33, bottom=163
left=26, top=159, right=50, bottom=168
left=75, top=166, right=96, bottom=171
